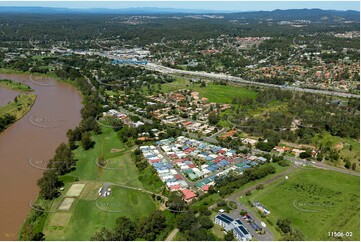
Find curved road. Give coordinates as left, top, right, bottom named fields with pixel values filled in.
left=225, top=166, right=297, bottom=203
left=77, top=178, right=168, bottom=201
left=107, top=181, right=168, bottom=200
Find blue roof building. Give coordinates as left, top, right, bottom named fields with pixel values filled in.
left=111, top=59, right=148, bottom=65
left=233, top=225, right=251, bottom=241
left=214, top=211, right=252, bottom=241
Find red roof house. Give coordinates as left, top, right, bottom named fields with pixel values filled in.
left=201, top=185, right=209, bottom=192
left=181, top=189, right=197, bottom=201
left=170, top=185, right=182, bottom=191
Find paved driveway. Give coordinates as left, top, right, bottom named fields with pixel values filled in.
left=227, top=200, right=274, bottom=241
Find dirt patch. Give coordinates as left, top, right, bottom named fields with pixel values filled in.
left=335, top=143, right=343, bottom=150
left=159, top=203, right=166, bottom=211
left=111, top=148, right=125, bottom=153
left=66, top=183, right=86, bottom=197
left=281, top=140, right=316, bottom=149
left=58, top=198, right=75, bottom=211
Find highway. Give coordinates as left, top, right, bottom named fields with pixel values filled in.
left=46, top=47, right=359, bottom=99
left=21, top=41, right=360, bottom=99
left=143, top=62, right=360, bottom=99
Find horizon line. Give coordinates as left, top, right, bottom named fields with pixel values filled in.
left=0, top=6, right=359, bottom=12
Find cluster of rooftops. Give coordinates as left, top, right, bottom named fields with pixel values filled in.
left=140, top=145, right=190, bottom=191
left=140, top=136, right=271, bottom=201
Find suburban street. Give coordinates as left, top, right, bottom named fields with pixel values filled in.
left=181, top=131, right=220, bottom=144
left=82, top=74, right=105, bottom=101
left=155, top=146, right=200, bottom=193
left=118, top=107, right=154, bottom=124
left=251, top=148, right=360, bottom=177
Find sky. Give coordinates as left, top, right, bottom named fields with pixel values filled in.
left=0, top=1, right=359, bottom=11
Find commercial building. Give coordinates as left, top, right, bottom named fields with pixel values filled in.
left=214, top=211, right=252, bottom=241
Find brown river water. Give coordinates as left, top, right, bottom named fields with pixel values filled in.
left=0, top=87, right=19, bottom=106
left=0, top=74, right=82, bottom=240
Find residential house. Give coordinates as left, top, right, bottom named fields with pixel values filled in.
left=181, top=189, right=197, bottom=202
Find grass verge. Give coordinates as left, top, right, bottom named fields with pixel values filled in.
left=240, top=168, right=360, bottom=241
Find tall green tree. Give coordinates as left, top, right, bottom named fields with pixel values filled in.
left=37, top=170, right=61, bottom=200
left=48, top=143, right=75, bottom=174
left=81, top=132, right=95, bottom=150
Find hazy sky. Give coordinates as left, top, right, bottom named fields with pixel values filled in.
left=0, top=1, right=359, bottom=11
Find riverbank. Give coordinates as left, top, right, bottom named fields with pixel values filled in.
left=0, top=68, right=82, bottom=134
left=0, top=68, right=78, bottom=89
left=0, top=77, right=36, bottom=132
left=0, top=93, right=36, bottom=132
left=0, top=72, right=83, bottom=240
left=0, top=69, right=87, bottom=240
left=0, top=79, right=34, bottom=92
left=0, top=93, right=36, bottom=119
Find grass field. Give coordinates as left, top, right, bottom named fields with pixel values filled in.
left=241, top=168, right=360, bottom=241
left=43, top=127, right=157, bottom=240
left=138, top=165, right=165, bottom=193
left=0, top=93, right=36, bottom=118
left=104, top=90, right=125, bottom=96
left=159, top=77, right=258, bottom=104
left=0, top=79, right=33, bottom=92
left=192, top=163, right=291, bottom=210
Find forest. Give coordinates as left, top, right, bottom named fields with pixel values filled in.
left=0, top=9, right=359, bottom=48
left=227, top=88, right=360, bottom=142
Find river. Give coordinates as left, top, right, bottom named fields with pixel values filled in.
left=0, top=73, right=82, bottom=240
left=0, top=87, right=19, bottom=106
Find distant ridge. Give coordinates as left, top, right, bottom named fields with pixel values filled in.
left=0, top=6, right=235, bottom=14
left=0, top=6, right=359, bottom=15
left=229, top=8, right=360, bottom=21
